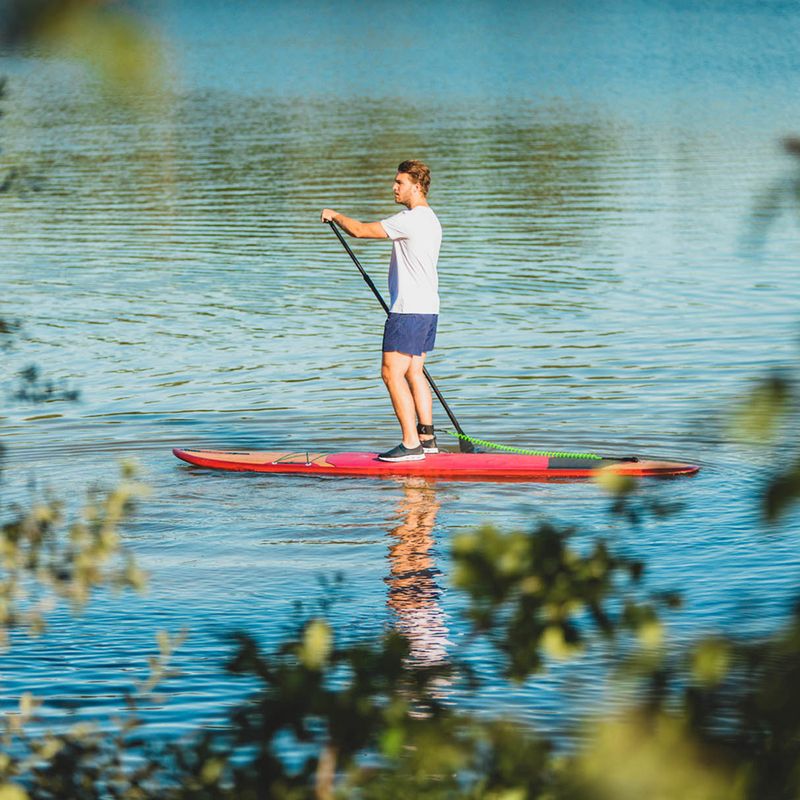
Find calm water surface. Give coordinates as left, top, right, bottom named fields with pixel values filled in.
left=2, top=0, right=800, bottom=744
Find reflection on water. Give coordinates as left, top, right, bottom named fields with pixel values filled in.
left=384, top=478, right=449, bottom=667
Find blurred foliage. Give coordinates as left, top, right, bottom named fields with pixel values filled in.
left=0, top=315, right=159, bottom=799
left=452, top=522, right=677, bottom=679
left=156, top=623, right=558, bottom=800
left=0, top=0, right=163, bottom=195
left=0, top=0, right=163, bottom=94
left=0, top=458, right=147, bottom=643
left=0, top=317, right=21, bottom=350
left=0, top=629, right=185, bottom=800
left=2, top=546, right=786, bottom=800
left=746, top=137, right=800, bottom=251
left=0, top=451, right=162, bottom=800
left=10, top=364, right=79, bottom=403
left=731, top=369, right=800, bottom=522
left=731, top=372, right=792, bottom=444
left=741, top=140, right=800, bottom=522
left=568, top=712, right=746, bottom=800
left=0, top=69, right=41, bottom=195
left=1, top=327, right=81, bottom=404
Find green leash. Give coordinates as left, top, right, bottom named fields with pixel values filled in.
left=442, top=430, right=603, bottom=460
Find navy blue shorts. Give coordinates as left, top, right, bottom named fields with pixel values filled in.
left=382, top=313, right=438, bottom=356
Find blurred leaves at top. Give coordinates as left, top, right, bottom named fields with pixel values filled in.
left=0, top=0, right=164, bottom=96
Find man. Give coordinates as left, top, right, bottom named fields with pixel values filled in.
left=321, top=160, right=442, bottom=462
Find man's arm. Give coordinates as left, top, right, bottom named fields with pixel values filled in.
left=320, top=209, right=388, bottom=239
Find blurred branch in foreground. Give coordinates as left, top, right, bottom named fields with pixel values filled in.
left=11, top=364, right=80, bottom=403
left=0, top=460, right=148, bottom=644
left=745, top=136, right=800, bottom=251
left=0, top=0, right=165, bottom=95
left=731, top=368, right=800, bottom=522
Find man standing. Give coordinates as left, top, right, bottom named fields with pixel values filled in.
left=321, top=160, right=442, bottom=462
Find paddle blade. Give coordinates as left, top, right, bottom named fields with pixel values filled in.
left=458, top=437, right=477, bottom=454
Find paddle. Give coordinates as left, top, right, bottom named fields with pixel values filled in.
left=327, top=220, right=476, bottom=453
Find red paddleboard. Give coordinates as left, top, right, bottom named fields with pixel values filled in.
left=172, top=448, right=699, bottom=481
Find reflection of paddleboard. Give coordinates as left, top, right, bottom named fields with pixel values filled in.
left=172, top=448, right=699, bottom=481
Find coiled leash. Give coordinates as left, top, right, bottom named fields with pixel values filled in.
left=442, top=430, right=603, bottom=460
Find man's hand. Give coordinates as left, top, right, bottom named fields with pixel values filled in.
left=321, top=209, right=338, bottom=223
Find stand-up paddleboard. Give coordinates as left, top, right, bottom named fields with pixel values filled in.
left=175, top=229, right=700, bottom=483
left=172, top=448, right=699, bottom=481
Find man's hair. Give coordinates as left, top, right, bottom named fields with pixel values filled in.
left=397, top=160, right=431, bottom=196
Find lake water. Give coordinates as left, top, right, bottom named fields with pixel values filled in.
left=2, top=0, right=800, bottom=745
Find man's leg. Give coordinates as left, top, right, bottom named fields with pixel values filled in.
left=381, top=350, right=421, bottom=448
left=406, top=353, right=432, bottom=428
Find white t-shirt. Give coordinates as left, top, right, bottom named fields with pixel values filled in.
left=380, top=205, right=441, bottom=314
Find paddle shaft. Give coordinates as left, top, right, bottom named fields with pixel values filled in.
left=327, top=220, right=474, bottom=452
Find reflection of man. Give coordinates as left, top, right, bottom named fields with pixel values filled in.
left=321, top=160, right=441, bottom=462
left=384, top=478, right=449, bottom=667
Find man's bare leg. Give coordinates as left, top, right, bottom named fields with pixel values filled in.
left=406, top=353, right=432, bottom=428
left=381, top=351, right=421, bottom=448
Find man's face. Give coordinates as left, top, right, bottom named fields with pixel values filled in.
left=392, top=172, right=418, bottom=206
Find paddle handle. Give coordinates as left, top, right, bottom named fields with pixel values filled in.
left=327, top=221, right=475, bottom=452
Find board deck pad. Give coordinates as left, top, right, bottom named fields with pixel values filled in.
left=173, top=448, right=699, bottom=481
